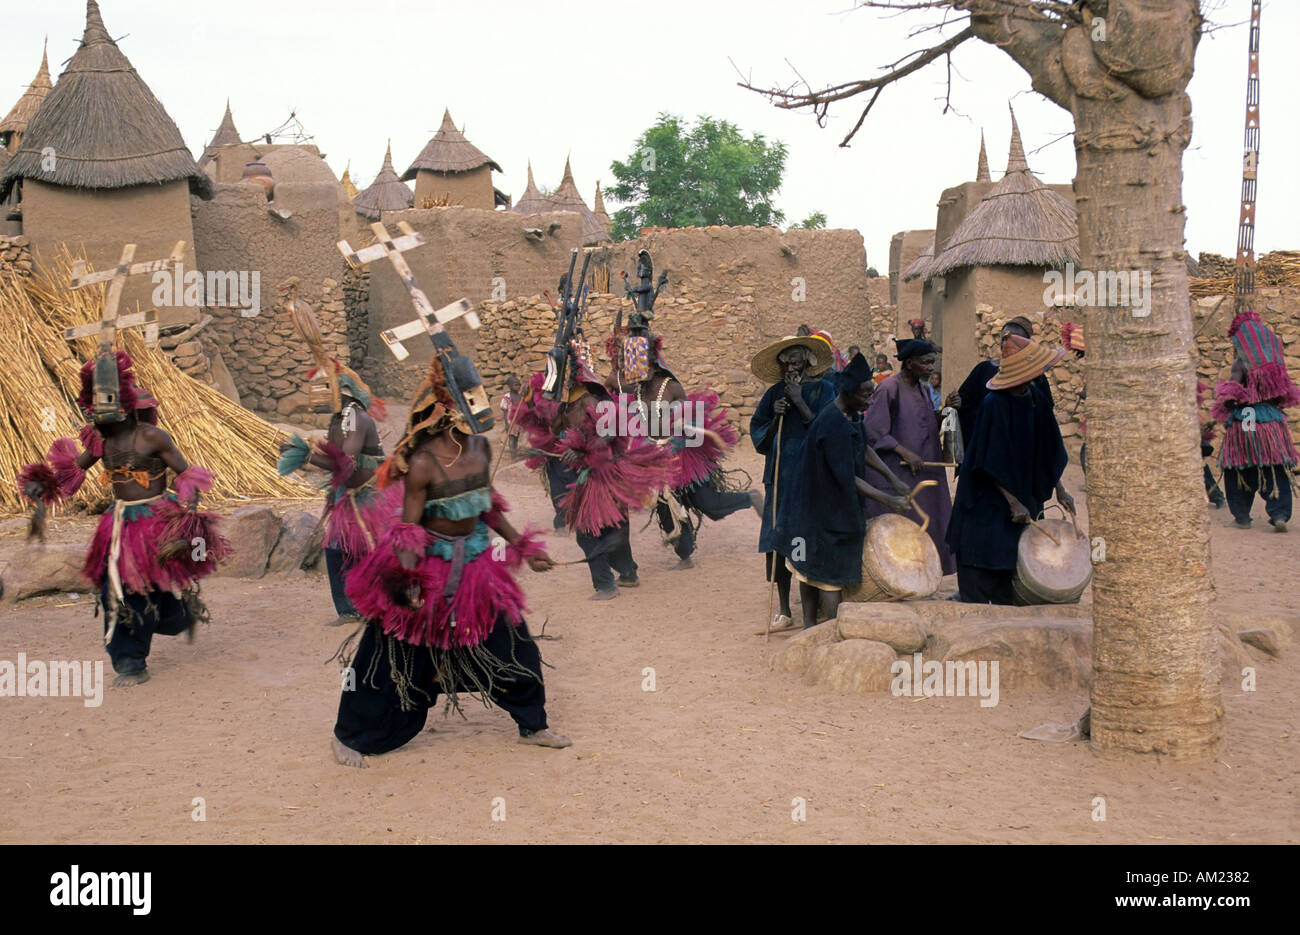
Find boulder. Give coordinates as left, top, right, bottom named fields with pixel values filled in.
left=216, top=506, right=282, bottom=578
left=7, top=544, right=92, bottom=600
left=836, top=602, right=927, bottom=652
left=267, top=510, right=322, bottom=575
left=804, top=639, right=898, bottom=693
left=926, top=616, right=1093, bottom=691
left=769, top=622, right=840, bottom=674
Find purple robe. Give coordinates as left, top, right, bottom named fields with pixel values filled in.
left=862, top=373, right=956, bottom=574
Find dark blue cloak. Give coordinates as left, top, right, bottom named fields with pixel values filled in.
left=775, top=402, right=868, bottom=586
left=946, top=381, right=1067, bottom=571
left=750, top=376, right=836, bottom=553
left=956, top=360, right=1054, bottom=446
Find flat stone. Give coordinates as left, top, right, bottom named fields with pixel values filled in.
left=7, top=543, right=92, bottom=600
left=267, top=510, right=322, bottom=575
left=769, top=622, right=840, bottom=674
left=1237, top=628, right=1281, bottom=658
left=216, top=506, right=283, bottom=578
left=804, top=639, right=898, bottom=693
left=836, top=602, right=927, bottom=652
left=926, top=616, right=1093, bottom=691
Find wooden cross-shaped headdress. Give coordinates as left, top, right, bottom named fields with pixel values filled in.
left=64, top=241, right=186, bottom=349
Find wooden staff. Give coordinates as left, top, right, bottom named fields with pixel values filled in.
left=764, top=413, right=785, bottom=641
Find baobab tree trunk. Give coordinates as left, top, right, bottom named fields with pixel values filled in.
left=968, top=1, right=1221, bottom=756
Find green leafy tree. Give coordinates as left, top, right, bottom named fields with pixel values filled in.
left=790, top=211, right=827, bottom=230
left=607, top=114, right=788, bottom=240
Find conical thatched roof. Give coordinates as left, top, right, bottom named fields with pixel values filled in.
left=902, top=234, right=936, bottom=282
left=0, top=41, right=53, bottom=143
left=0, top=2, right=212, bottom=201
left=198, top=100, right=241, bottom=166
left=511, top=161, right=550, bottom=215
left=926, top=108, right=1077, bottom=279
left=353, top=141, right=413, bottom=220
left=548, top=158, right=610, bottom=245
left=593, top=180, right=611, bottom=227
left=340, top=161, right=359, bottom=199
left=976, top=130, right=990, bottom=182
left=402, top=109, right=501, bottom=180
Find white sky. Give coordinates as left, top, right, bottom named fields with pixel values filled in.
left=3, top=0, right=1296, bottom=268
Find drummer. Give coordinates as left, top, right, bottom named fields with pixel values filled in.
left=862, top=337, right=956, bottom=577
left=749, top=334, right=838, bottom=632
left=776, top=353, right=912, bottom=629
left=945, top=336, right=1069, bottom=604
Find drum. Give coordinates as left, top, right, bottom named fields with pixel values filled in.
left=1013, top=518, right=1092, bottom=604
left=843, top=513, right=942, bottom=602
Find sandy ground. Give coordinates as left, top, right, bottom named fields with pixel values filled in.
left=0, top=443, right=1296, bottom=845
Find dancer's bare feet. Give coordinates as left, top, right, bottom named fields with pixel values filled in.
left=670, top=557, right=694, bottom=570
left=332, top=737, right=369, bottom=768
left=112, top=671, right=150, bottom=687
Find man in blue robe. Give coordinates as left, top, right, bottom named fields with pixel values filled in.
left=750, top=336, right=837, bottom=630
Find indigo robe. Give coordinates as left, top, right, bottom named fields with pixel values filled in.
left=946, top=382, right=1068, bottom=571
left=955, top=360, right=1054, bottom=447
left=750, top=376, right=836, bottom=554
left=777, top=403, right=868, bottom=587
left=862, top=373, right=956, bottom=574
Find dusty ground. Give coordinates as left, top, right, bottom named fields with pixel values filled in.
left=0, top=444, right=1296, bottom=845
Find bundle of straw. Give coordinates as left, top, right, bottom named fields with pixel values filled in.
left=0, top=250, right=314, bottom=515
left=1189, top=251, right=1300, bottom=298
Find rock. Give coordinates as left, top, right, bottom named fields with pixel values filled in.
left=174, top=340, right=202, bottom=358
left=7, top=544, right=92, bottom=600
left=804, top=639, right=898, bottom=693
left=208, top=351, right=241, bottom=405
left=769, top=622, right=840, bottom=674
left=836, top=602, right=927, bottom=652
left=1237, top=628, right=1281, bottom=658
left=216, top=506, right=283, bottom=578
left=267, top=510, right=322, bottom=575
left=926, top=616, right=1093, bottom=691
left=277, top=392, right=309, bottom=415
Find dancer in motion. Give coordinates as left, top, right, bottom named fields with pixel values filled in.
left=332, top=351, right=571, bottom=768
left=279, top=360, right=398, bottom=626
left=19, top=351, right=229, bottom=685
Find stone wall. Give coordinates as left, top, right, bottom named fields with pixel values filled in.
left=0, top=234, right=33, bottom=275
left=970, top=286, right=1300, bottom=448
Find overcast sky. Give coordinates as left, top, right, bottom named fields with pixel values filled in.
left=4, top=0, right=1295, bottom=268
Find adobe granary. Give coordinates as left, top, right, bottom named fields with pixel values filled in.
left=0, top=39, right=53, bottom=155
left=0, top=0, right=212, bottom=329
left=906, top=108, right=1078, bottom=387
left=352, top=141, right=413, bottom=220
left=403, top=108, right=501, bottom=210
left=511, top=157, right=610, bottom=246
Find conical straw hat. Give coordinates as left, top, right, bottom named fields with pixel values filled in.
left=986, top=335, right=1065, bottom=390
left=750, top=335, right=833, bottom=384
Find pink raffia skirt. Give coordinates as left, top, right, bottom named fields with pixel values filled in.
left=82, top=493, right=229, bottom=595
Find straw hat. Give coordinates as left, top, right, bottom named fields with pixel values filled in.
left=749, top=335, right=833, bottom=384
left=986, top=335, right=1065, bottom=390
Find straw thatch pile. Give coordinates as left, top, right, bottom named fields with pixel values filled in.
left=926, top=111, right=1078, bottom=279
left=1189, top=251, right=1300, bottom=298
left=0, top=1, right=212, bottom=202
left=0, top=251, right=313, bottom=515
left=402, top=109, right=501, bottom=179
left=353, top=142, right=414, bottom=220
left=0, top=42, right=53, bottom=146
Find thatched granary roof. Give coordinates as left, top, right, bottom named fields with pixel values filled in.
left=353, top=141, right=413, bottom=220
left=0, top=1, right=212, bottom=202
left=0, top=41, right=53, bottom=142
left=975, top=130, right=990, bottom=183
left=548, top=158, right=610, bottom=245
left=593, top=181, right=611, bottom=229
left=926, top=109, right=1077, bottom=279
left=511, top=162, right=550, bottom=215
left=902, top=234, right=936, bottom=283
left=340, top=162, right=359, bottom=200
left=198, top=100, right=241, bottom=166
left=402, top=109, right=501, bottom=180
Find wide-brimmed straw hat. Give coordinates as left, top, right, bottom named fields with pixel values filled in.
left=987, top=335, right=1065, bottom=390
left=749, top=335, right=833, bottom=384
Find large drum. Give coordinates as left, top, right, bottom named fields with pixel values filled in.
left=843, top=513, right=942, bottom=602
left=1013, top=518, right=1092, bottom=604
